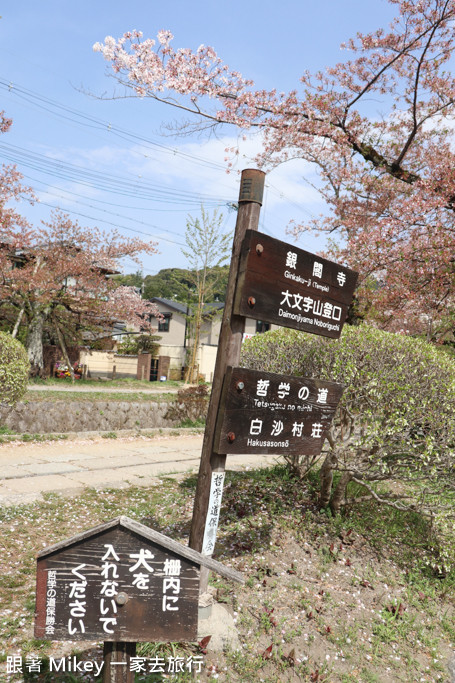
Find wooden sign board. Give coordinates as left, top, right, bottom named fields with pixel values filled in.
left=35, top=516, right=243, bottom=642
left=214, top=367, right=343, bottom=456
left=234, top=231, right=358, bottom=339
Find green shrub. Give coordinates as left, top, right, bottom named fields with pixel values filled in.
left=242, top=325, right=455, bottom=570
left=0, top=332, right=30, bottom=407
left=117, top=334, right=161, bottom=356
left=164, top=384, right=209, bottom=425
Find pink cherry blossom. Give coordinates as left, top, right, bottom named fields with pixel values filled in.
left=95, top=0, right=455, bottom=338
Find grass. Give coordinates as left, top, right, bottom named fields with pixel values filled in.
left=0, top=427, right=204, bottom=444
left=0, top=432, right=69, bottom=444
left=0, top=425, right=15, bottom=435
left=29, top=377, right=184, bottom=389
left=0, top=465, right=453, bottom=682
left=177, top=417, right=206, bottom=428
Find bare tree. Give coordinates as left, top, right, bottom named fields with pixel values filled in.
left=182, top=207, right=231, bottom=383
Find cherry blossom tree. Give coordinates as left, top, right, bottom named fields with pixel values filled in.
left=0, top=112, right=35, bottom=242
left=1, top=210, right=160, bottom=376
left=94, top=0, right=455, bottom=338
left=0, top=113, right=160, bottom=375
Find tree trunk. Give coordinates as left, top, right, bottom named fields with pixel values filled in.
left=330, top=472, right=352, bottom=515
left=185, top=302, right=203, bottom=384
left=319, top=452, right=337, bottom=507
left=14, top=258, right=41, bottom=341
left=26, top=306, right=48, bottom=376
left=12, top=307, right=25, bottom=338
left=191, top=312, right=202, bottom=382
left=53, top=318, right=75, bottom=383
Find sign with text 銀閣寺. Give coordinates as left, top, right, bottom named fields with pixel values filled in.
left=233, top=231, right=358, bottom=339
left=214, top=367, right=343, bottom=456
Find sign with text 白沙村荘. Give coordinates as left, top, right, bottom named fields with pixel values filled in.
left=234, top=231, right=358, bottom=339
left=214, top=367, right=343, bottom=456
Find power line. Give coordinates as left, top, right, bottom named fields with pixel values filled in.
left=21, top=179, right=231, bottom=243
left=0, top=141, right=231, bottom=205
left=0, top=76, right=320, bottom=253
left=23, top=196, right=186, bottom=247
left=1, top=77, right=318, bottom=221
left=0, top=78, right=229, bottom=172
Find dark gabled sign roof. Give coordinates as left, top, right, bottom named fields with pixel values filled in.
left=37, top=516, right=242, bottom=582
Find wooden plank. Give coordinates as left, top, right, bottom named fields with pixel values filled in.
left=121, top=518, right=243, bottom=583
left=36, top=518, right=121, bottom=558
left=103, top=642, right=136, bottom=683
left=214, top=367, right=343, bottom=455
left=234, top=231, right=358, bottom=338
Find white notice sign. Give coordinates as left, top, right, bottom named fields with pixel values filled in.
left=201, top=472, right=225, bottom=556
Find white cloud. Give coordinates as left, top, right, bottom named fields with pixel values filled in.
left=24, top=129, right=329, bottom=269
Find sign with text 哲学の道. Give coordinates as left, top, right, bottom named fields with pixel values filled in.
left=234, top=231, right=358, bottom=339
left=214, top=367, right=343, bottom=456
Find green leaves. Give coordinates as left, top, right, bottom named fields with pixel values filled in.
left=242, top=324, right=455, bottom=567
left=0, top=332, right=29, bottom=407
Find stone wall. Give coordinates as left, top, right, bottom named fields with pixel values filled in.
left=0, top=400, right=178, bottom=434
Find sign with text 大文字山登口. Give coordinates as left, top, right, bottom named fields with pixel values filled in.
left=233, top=231, right=358, bottom=339
left=214, top=367, right=344, bottom=456
left=34, top=517, right=243, bottom=642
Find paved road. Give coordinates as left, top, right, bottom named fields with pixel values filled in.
left=0, top=434, right=278, bottom=507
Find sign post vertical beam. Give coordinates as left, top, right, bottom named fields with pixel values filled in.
left=189, top=169, right=265, bottom=572
left=102, top=641, right=136, bottom=683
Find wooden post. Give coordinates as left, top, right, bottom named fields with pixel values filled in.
left=189, top=169, right=265, bottom=581
left=102, top=642, right=136, bottom=683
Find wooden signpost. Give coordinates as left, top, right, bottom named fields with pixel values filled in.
left=189, top=169, right=358, bottom=588
left=35, top=517, right=243, bottom=682
left=188, top=169, right=266, bottom=563
left=214, top=367, right=343, bottom=456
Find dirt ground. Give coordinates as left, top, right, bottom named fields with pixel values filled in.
left=1, top=457, right=453, bottom=682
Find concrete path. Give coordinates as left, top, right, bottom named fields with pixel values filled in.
left=0, top=434, right=278, bottom=507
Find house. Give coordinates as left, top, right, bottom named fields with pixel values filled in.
left=149, top=297, right=277, bottom=381
left=78, top=296, right=278, bottom=382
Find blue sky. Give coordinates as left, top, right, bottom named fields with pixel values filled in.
left=0, top=1, right=394, bottom=277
